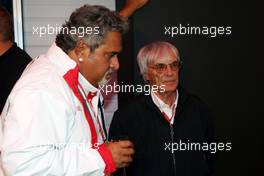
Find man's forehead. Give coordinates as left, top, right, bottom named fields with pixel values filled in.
left=103, top=46, right=122, bottom=53
left=99, top=32, right=122, bottom=52
left=95, top=42, right=122, bottom=54
left=153, top=56, right=177, bottom=64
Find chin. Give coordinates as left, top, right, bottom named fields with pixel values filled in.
left=98, top=71, right=113, bottom=87
left=98, top=77, right=110, bottom=87
left=165, top=88, right=177, bottom=93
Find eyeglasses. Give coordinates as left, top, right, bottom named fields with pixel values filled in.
left=148, top=60, right=182, bottom=73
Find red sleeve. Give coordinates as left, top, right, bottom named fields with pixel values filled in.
left=97, top=144, right=116, bottom=174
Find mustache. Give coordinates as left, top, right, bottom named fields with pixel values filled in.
left=162, top=79, right=177, bottom=82
left=98, top=69, right=114, bottom=87
left=106, top=69, right=114, bottom=75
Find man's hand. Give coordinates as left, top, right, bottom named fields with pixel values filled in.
left=105, top=140, right=135, bottom=168
left=119, top=0, right=149, bottom=18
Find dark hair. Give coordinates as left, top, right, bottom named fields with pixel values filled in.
left=55, top=4, right=128, bottom=53
left=0, top=6, right=14, bottom=41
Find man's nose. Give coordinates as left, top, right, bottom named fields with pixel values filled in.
left=110, top=56, right=120, bottom=71
left=164, top=65, right=173, bottom=75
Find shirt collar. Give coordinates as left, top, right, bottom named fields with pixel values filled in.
left=151, top=89, right=179, bottom=110
left=78, top=72, right=104, bottom=112
left=78, top=73, right=99, bottom=96
left=0, top=42, right=15, bottom=57
left=47, top=42, right=103, bottom=102
left=46, top=42, right=77, bottom=76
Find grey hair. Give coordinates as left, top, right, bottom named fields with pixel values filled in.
left=137, top=41, right=180, bottom=80
left=55, top=4, right=128, bottom=53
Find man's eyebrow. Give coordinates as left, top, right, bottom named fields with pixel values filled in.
left=155, top=60, right=178, bottom=64
left=107, top=51, right=120, bottom=56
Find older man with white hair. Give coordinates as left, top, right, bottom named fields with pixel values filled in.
left=109, top=41, right=216, bottom=176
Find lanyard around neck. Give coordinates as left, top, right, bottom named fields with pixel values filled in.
left=77, top=82, right=106, bottom=142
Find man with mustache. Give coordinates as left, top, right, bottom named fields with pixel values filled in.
left=0, top=1, right=148, bottom=175
left=109, top=41, right=216, bottom=176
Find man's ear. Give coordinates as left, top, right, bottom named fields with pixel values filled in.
left=74, top=40, right=91, bottom=59
left=143, top=73, right=150, bottom=84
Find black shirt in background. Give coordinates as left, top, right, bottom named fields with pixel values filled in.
left=0, top=43, right=32, bottom=112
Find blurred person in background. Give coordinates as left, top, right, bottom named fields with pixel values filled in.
left=0, top=6, right=32, bottom=113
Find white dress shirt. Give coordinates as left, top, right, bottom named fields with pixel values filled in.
left=151, top=90, right=179, bottom=124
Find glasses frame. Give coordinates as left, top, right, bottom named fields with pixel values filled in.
left=148, top=60, right=183, bottom=73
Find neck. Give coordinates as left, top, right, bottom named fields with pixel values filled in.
left=68, top=50, right=99, bottom=88
left=155, top=90, right=177, bottom=107
left=0, top=40, right=13, bottom=56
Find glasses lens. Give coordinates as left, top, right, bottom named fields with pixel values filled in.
left=155, top=64, right=166, bottom=72
left=171, top=61, right=180, bottom=70
left=150, top=60, right=182, bottom=72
